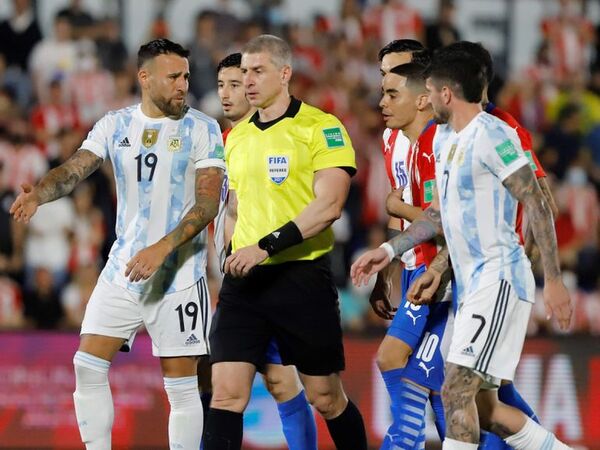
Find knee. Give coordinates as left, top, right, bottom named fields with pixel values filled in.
left=305, top=386, right=345, bottom=419
left=375, top=340, right=409, bottom=373
left=263, top=371, right=300, bottom=403
left=210, top=377, right=251, bottom=413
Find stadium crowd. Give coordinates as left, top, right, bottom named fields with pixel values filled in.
left=0, top=0, right=598, bottom=336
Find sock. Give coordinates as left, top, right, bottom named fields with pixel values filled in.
left=325, top=399, right=367, bottom=450
left=380, top=371, right=428, bottom=450
left=200, top=392, right=212, bottom=449
left=73, top=351, right=113, bottom=450
left=430, top=392, right=446, bottom=441
left=479, top=430, right=511, bottom=450
left=204, top=408, right=243, bottom=450
left=164, top=376, right=203, bottom=450
left=443, top=437, right=478, bottom=449
left=277, top=390, right=317, bottom=450
left=505, top=417, right=571, bottom=450
left=498, top=383, right=539, bottom=423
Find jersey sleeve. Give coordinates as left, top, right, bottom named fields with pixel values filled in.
left=524, top=148, right=546, bottom=179
left=311, top=116, right=356, bottom=175
left=193, top=118, right=226, bottom=171
left=479, top=123, right=530, bottom=182
left=418, top=148, right=437, bottom=208
left=80, top=114, right=113, bottom=160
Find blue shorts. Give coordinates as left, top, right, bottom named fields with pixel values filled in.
left=387, top=265, right=430, bottom=350
left=402, top=301, right=452, bottom=392
left=264, top=338, right=283, bottom=365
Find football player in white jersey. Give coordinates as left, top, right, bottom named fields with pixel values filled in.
left=11, top=39, right=225, bottom=450
left=351, top=46, right=572, bottom=449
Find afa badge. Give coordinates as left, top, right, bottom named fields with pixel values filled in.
left=168, top=136, right=182, bottom=152
left=267, top=155, right=289, bottom=185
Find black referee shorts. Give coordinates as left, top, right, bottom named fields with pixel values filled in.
left=209, top=255, right=345, bottom=376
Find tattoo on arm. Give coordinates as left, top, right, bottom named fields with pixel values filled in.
left=537, top=177, right=558, bottom=219
left=388, top=205, right=444, bottom=256
left=35, top=149, right=103, bottom=205
left=503, top=165, right=560, bottom=280
left=160, top=167, right=224, bottom=252
left=429, top=244, right=449, bottom=274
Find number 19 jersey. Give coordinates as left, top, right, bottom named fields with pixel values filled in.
left=81, top=104, right=226, bottom=295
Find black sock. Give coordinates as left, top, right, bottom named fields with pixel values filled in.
left=325, top=400, right=367, bottom=450
left=200, top=392, right=212, bottom=437
left=204, top=408, right=243, bottom=450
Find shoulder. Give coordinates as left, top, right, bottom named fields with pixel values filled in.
left=298, top=102, right=344, bottom=129
left=184, top=107, right=221, bottom=130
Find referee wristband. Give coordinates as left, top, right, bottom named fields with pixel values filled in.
left=258, top=221, right=304, bottom=257
left=379, top=242, right=396, bottom=262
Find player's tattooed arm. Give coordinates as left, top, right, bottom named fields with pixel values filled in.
left=161, top=167, right=224, bottom=252
left=503, top=165, right=560, bottom=281
left=10, top=149, right=103, bottom=223
left=523, top=177, right=557, bottom=263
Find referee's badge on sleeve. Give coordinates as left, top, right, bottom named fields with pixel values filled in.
left=267, top=155, right=289, bottom=185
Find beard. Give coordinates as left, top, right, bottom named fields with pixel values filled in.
left=153, top=95, right=187, bottom=118
left=433, top=106, right=450, bottom=124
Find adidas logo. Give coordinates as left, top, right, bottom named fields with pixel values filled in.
left=461, top=345, right=475, bottom=357
left=118, top=137, right=131, bottom=148
left=273, top=231, right=280, bottom=238
left=185, top=333, right=200, bottom=346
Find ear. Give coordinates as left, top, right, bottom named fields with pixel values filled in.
left=442, top=86, right=452, bottom=105
left=138, top=68, right=149, bottom=90
left=416, top=92, right=430, bottom=111
left=281, top=65, right=292, bottom=84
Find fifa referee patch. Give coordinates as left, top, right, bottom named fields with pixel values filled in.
left=495, top=139, right=518, bottom=165
left=322, top=127, right=345, bottom=148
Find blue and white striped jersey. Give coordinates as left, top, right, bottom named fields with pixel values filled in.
left=433, top=112, right=535, bottom=303
left=81, top=104, right=226, bottom=294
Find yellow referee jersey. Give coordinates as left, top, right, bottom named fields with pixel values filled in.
left=226, top=97, right=356, bottom=264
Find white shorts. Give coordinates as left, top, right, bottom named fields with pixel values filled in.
left=447, top=280, right=532, bottom=387
left=81, top=276, right=211, bottom=357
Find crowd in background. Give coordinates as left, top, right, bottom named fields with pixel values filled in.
left=0, top=0, right=598, bottom=337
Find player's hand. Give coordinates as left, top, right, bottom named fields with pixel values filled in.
left=125, top=240, right=172, bottom=282
left=369, top=280, right=396, bottom=320
left=9, top=183, right=39, bottom=224
left=351, top=248, right=390, bottom=287
left=543, top=278, right=573, bottom=331
left=407, top=269, right=441, bottom=305
left=225, top=244, right=268, bottom=277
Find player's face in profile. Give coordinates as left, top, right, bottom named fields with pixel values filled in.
left=380, top=73, right=417, bottom=130
left=146, top=53, right=190, bottom=117
left=426, top=77, right=449, bottom=124
left=380, top=52, right=412, bottom=78
left=218, top=67, right=251, bottom=122
left=241, top=51, right=286, bottom=109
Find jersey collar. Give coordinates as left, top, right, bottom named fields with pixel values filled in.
left=250, top=96, right=302, bottom=131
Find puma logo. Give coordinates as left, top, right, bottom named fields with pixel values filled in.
left=405, top=310, right=422, bottom=326
left=418, top=361, right=434, bottom=377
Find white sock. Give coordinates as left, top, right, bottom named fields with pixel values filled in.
left=443, top=438, right=479, bottom=449
left=505, top=417, right=572, bottom=450
left=73, top=351, right=113, bottom=450
left=164, top=376, right=203, bottom=450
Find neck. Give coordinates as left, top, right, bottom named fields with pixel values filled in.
left=141, top=96, right=167, bottom=119
left=402, top=112, right=432, bottom=144
left=258, top=90, right=291, bottom=122
left=449, top=102, right=482, bottom=132
left=231, top=108, right=255, bottom=128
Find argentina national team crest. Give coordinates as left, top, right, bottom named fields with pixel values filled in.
left=168, top=136, right=182, bottom=152
left=267, top=155, right=289, bottom=185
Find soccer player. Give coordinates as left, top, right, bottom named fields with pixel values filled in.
left=216, top=52, right=317, bottom=450
left=11, top=39, right=225, bottom=450
left=351, top=46, right=573, bottom=449
left=204, top=35, right=367, bottom=450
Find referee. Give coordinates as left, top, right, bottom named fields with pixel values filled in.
left=204, top=35, right=367, bottom=450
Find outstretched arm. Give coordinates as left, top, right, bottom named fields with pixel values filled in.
left=10, top=149, right=103, bottom=223
left=503, top=165, right=572, bottom=329
left=125, top=166, right=225, bottom=282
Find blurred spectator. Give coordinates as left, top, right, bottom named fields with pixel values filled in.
left=425, top=0, right=460, bottom=50
left=540, top=0, right=595, bottom=84
left=94, top=17, right=129, bottom=73
left=363, top=0, right=424, bottom=46
left=28, top=13, right=77, bottom=104
left=57, top=0, right=96, bottom=40
left=542, top=102, right=583, bottom=179
left=0, top=275, right=25, bottom=328
left=546, top=73, right=600, bottom=134
left=69, top=182, right=104, bottom=271
left=23, top=267, right=63, bottom=329
left=188, top=11, right=220, bottom=102
left=61, top=263, right=98, bottom=329
left=335, top=0, right=364, bottom=48
left=0, top=161, right=25, bottom=281
left=0, top=0, right=42, bottom=71
left=108, top=70, right=139, bottom=111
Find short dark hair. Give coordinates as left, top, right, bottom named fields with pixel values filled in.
left=444, top=41, right=494, bottom=85
left=427, top=46, right=486, bottom=103
left=137, top=39, right=189, bottom=69
left=389, top=63, right=428, bottom=92
left=217, top=53, right=242, bottom=73
left=378, top=39, right=425, bottom=62
left=410, top=49, right=432, bottom=67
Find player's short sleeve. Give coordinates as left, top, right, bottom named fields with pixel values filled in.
left=193, top=118, right=226, bottom=171
left=524, top=149, right=546, bottom=179
left=479, top=123, right=530, bottom=182
left=311, top=116, right=356, bottom=175
left=80, top=114, right=113, bottom=160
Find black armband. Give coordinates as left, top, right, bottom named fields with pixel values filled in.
left=258, top=221, right=304, bottom=256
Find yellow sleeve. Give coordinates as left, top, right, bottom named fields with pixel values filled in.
left=225, top=137, right=237, bottom=190
left=311, top=116, right=356, bottom=174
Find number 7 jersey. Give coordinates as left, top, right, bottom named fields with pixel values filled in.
left=81, top=104, right=226, bottom=295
